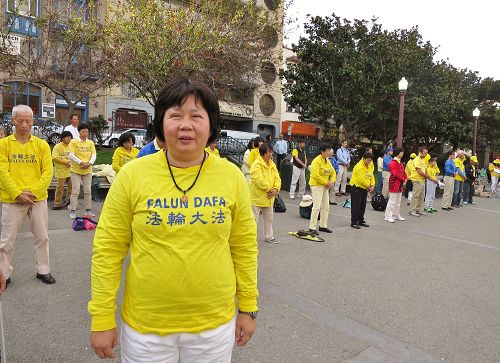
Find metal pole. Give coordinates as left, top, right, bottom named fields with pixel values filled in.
left=472, top=116, right=478, bottom=155
left=396, top=91, right=406, bottom=148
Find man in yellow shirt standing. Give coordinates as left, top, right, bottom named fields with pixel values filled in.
left=409, top=147, right=432, bottom=216
left=349, top=152, right=375, bottom=229
left=0, top=105, right=56, bottom=285
left=204, top=141, right=220, bottom=157
left=51, top=131, right=73, bottom=210
left=289, top=139, right=307, bottom=200
left=68, top=123, right=97, bottom=219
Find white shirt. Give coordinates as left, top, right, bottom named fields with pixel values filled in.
left=64, top=124, right=80, bottom=140
left=274, top=139, right=288, bottom=155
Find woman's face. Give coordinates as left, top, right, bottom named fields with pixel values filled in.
left=123, top=140, right=132, bottom=151
left=163, top=95, right=211, bottom=159
left=263, top=149, right=272, bottom=162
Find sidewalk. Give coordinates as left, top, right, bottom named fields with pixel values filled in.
left=2, top=195, right=500, bottom=362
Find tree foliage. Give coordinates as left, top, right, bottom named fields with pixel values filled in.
left=107, top=0, right=282, bottom=106
left=282, top=14, right=486, bottom=149
left=0, top=0, right=122, bottom=120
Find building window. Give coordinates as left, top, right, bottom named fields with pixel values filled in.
left=259, top=94, right=276, bottom=116
left=1, top=82, right=41, bottom=116
left=6, top=0, right=38, bottom=17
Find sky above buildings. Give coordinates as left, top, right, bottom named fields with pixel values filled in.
left=286, top=0, right=499, bottom=80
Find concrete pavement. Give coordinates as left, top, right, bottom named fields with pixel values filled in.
left=1, top=194, right=500, bottom=362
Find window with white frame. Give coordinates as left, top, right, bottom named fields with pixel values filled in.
left=6, top=0, right=38, bottom=17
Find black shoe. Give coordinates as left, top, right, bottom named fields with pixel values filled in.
left=308, top=229, right=319, bottom=236
left=319, top=227, right=333, bottom=233
left=358, top=222, right=370, bottom=227
left=6, top=277, right=11, bottom=285
left=442, top=207, right=450, bottom=211
left=51, top=205, right=65, bottom=210
left=351, top=224, right=361, bottom=229
left=36, top=273, right=56, bottom=284
left=329, top=202, right=338, bottom=205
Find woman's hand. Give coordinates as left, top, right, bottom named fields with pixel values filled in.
left=235, top=314, right=256, bottom=347
left=91, top=329, right=118, bottom=359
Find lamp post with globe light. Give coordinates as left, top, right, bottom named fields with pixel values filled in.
left=472, top=107, right=480, bottom=155
left=397, top=77, right=408, bottom=148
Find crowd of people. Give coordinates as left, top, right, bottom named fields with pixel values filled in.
left=0, top=77, right=499, bottom=362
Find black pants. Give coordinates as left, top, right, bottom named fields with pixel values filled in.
left=404, top=180, right=413, bottom=198
left=276, top=153, right=286, bottom=171
left=462, top=181, right=474, bottom=203
left=351, top=186, right=367, bottom=225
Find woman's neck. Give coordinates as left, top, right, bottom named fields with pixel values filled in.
left=166, top=149, right=205, bottom=168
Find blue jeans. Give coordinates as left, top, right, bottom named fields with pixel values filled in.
left=375, top=171, right=383, bottom=193
left=452, top=180, right=463, bottom=205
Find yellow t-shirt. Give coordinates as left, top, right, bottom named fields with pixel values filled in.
left=69, top=139, right=96, bottom=175
left=0, top=134, right=53, bottom=203
left=52, top=142, right=71, bottom=179
left=489, top=163, right=500, bottom=177
left=309, top=155, right=336, bottom=187
left=249, top=156, right=281, bottom=207
left=205, top=147, right=220, bottom=157
left=248, top=147, right=260, bottom=166
left=88, top=151, right=258, bottom=334
left=410, top=156, right=426, bottom=182
left=454, top=157, right=465, bottom=182
left=427, top=165, right=440, bottom=180
left=350, top=159, right=375, bottom=190
left=112, top=146, right=139, bottom=173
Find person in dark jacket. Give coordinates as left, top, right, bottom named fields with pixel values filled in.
left=463, top=156, right=478, bottom=204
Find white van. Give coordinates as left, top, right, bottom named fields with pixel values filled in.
left=219, top=129, right=261, bottom=141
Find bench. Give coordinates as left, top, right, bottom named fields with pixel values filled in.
left=48, top=176, right=111, bottom=202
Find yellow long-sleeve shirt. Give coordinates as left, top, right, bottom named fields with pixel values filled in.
left=350, top=159, right=375, bottom=190
left=405, top=159, right=415, bottom=176
left=309, top=155, right=336, bottom=187
left=69, top=138, right=96, bottom=175
left=454, top=157, right=465, bottom=182
left=205, top=147, right=220, bottom=157
left=88, top=151, right=258, bottom=334
left=112, top=146, right=139, bottom=173
left=52, top=141, right=71, bottom=178
left=489, top=163, right=500, bottom=178
left=249, top=156, right=281, bottom=207
left=0, top=134, right=53, bottom=203
left=248, top=147, right=260, bottom=166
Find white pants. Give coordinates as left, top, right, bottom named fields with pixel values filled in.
left=121, top=315, right=236, bottom=363
left=0, top=200, right=50, bottom=279
left=309, top=186, right=330, bottom=230
left=384, top=192, right=402, bottom=220
left=289, top=166, right=306, bottom=198
left=252, top=206, right=274, bottom=240
left=424, top=180, right=437, bottom=208
left=492, top=176, right=499, bottom=196
left=381, top=171, right=391, bottom=198
left=334, top=165, right=348, bottom=194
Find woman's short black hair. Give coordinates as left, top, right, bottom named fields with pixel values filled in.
left=60, top=131, right=73, bottom=140
left=253, top=136, right=264, bottom=148
left=118, top=132, right=135, bottom=147
left=319, top=142, right=331, bottom=152
left=153, top=78, right=220, bottom=145
left=77, top=123, right=89, bottom=132
left=363, top=152, right=374, bottom=160
left=247, top=139, right=254, bottom=150
left=259, top=143, right=272, bottom=156
left=393, top=147, right=404, bottom=156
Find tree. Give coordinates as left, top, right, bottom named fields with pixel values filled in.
left=107, top=0, right=281, bottom=107
left=281, top=14, right=483, bottom=149
left=0, top=1, right=121, bottom=121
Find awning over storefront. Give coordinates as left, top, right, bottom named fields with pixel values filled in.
left=281, top=121, right=318, bottom=137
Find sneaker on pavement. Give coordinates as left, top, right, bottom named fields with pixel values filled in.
left=463, top=201, right=468, bottom=205
left=289, top=195, right=295, bottom=200
left=431, top=208, right=438, bottom=212
left=409, top=211, right=420, bottom=217
left=396, top=216, right=406, bottom=221
left=417, top=211, right=428, bottom=216
left=85, top=209, right=96, bottom=217
left=385, top=217, right=396, bottom=223
left=69, top=210, right=76, bottom=219
left=264, top=237, right=279, bottom=244
left=470, top=201, right=477, bottom=205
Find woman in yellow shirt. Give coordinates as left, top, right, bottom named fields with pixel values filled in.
left=89, top=78, right=258, bottom=361
left=249, top=143, right=281, bottom=244
left=111, top=132, right=139, bottom=174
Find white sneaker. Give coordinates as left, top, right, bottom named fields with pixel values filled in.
left=396, top=216, right=406, bottom=221
left=385, top=218, right=396, bottom=223
left=463, top=201, right=468, bottom=205
left=289, top=195, right=295, bottom=200
left=69, top=211, right=76, bottom=219
left=85, top=209, right=96, bottom=217
left=265, top=237, right=279, bottom=244
left=409, top=211, right=420, bottom=217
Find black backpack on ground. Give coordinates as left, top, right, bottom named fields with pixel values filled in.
left=273, top=194, right=286, bottom=213
left=371, top=192, right=387, bottom=211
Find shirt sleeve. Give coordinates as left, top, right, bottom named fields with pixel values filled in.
left=88, top=171, right=132, bottom=331
left=228, top=172, right=259, bottom=312
left=111, top=148, right=121, bottom=173
left=292, top=149, right=298, bottom=157
left=0, top=139, right=23, bottom=199
left=30, top=141, right=54, bottom=200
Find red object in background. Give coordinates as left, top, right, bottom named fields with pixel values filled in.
left=281, top=121, right=318, bottom=137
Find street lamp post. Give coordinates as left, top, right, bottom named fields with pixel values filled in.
left=397, top=77, right=408, bottom=148
left=472, top=107, right=480, bottom=155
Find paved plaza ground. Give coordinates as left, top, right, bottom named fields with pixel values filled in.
left=1, top=193, right=500, bottom=362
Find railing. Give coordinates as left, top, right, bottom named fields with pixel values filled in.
left=217, top=136, right=250, bottom=165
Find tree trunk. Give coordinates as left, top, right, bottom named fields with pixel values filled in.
left=66, top=98, right=77, bottom=126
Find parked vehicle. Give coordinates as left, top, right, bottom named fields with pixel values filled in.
left=11, top=119, right=63, bottom=144
left=102, top=128, right=147, bottom=148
